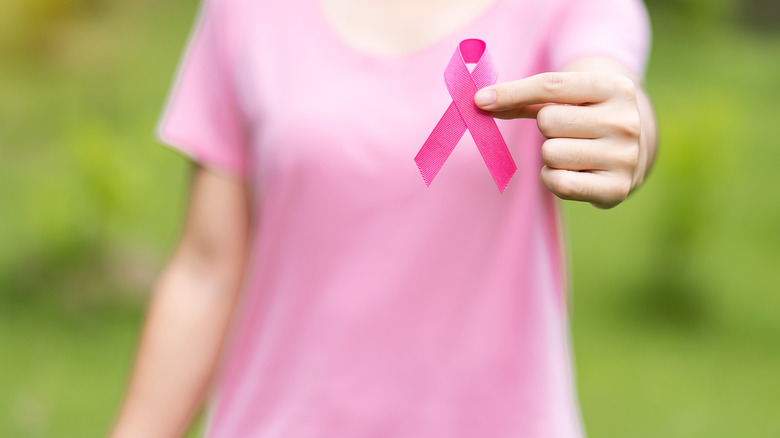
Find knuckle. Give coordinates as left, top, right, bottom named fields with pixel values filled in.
left=536, top=106, right=552, bottom=135
left=541, top=72, right=565, bottom=95
left=623, top=114, right=642, bottom=139
left=536, top=106, right=560, bottom=137
left=593, top=177, right=631, bottom=209
left=508, top=82, right=528, bottom=105
left=611, top=75, right=637, bottom=99
left=610, top=178, right=632, bottom=203
left=540, top=139, right=560, bottom=167
left=602, top=177, right=631, bottom=205
left=615, top=146, right=640, bottom=171
left=549, top=172, right=580, bottom=200
left=607, top=111, right=641, bottom=139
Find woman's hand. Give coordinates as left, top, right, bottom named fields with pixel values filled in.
left=475, top=66, right=655, bottom=209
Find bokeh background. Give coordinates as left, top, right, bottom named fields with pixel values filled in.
left=1, top=0, right=779, bottom=436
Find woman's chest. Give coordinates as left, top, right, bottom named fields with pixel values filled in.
left=222, top=0, right=564, bottom=194
left=317, top=0, right=503, bottom=57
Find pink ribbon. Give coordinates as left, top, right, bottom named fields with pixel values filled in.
left=415, top=39, right=516, bottom=193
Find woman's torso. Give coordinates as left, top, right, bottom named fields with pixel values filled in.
left=205, top=0, right=579, bottom=436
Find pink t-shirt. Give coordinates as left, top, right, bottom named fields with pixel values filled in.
left=159, top=0, right=650, bottom=436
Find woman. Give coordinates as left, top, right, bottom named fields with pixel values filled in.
left=112, top=0, right=656, bottom=436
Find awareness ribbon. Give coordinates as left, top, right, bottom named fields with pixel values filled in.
left=415, top=39, right=516, bottom=192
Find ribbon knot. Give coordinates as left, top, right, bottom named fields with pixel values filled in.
left=415, top=39, right=516, bottom=192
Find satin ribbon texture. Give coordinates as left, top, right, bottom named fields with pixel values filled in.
left=415, top=39, right=516, bottom=192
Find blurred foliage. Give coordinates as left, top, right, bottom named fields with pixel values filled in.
left=647, top=0, right=780, bottom=31
left=645, top=0, right=736, bottom=24
left=739, top=0, right=780, bottom=32
left=1, top=0, right=779, bottom=437
left=1, top=1, right=195, bottom=434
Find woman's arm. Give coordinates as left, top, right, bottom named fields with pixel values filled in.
left=111, top=165, right=251, bottom=438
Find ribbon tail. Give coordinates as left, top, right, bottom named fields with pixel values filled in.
left=471, top=117, right=517, bottom=193
left=415, top=102, right=466, bottom=186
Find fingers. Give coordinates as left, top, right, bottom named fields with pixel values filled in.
left=472, top=69, right=642, bottom=208
left=475, top=71, right=636, bottom=112
left=535, top=103, right=642, bottom=138
left=542, top=138, right=603, bottom=171
left=540, top=166, right=632, bottom=209
left=536, top=105, right=601, bottom=139
left=541, top=138, right=639, bottom=172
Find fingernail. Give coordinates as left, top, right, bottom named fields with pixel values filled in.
left=474, top=89, right=496, bottom=107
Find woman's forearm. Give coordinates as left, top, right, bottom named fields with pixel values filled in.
left=111, top=166, right=250, bottom=437
left=111, top=255, right=244, bottom=438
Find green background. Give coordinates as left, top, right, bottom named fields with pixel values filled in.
left=2, top=0, right=779, bottom=436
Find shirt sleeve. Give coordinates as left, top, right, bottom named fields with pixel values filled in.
left=548, top=0, right=651, bottom=76
left=157, top=0, right=248, bottom=175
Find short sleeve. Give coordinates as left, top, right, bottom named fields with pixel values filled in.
left=548, top=0, right=651, bottom=76
left=157, top=0, right=248, bottom=175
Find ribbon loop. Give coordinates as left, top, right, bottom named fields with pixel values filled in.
left=415, top=39, right=517, bottom=193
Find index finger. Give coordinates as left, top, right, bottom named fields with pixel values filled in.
left=474, top=72, right=626, bottom=112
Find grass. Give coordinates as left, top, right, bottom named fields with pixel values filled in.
left=1, top=1, right=779, bottom=436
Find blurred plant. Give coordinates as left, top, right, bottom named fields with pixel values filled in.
left=739, top=0, right=780, bottom=32
left=645, top=0, right=737, bottom=24
left=645, top=0, right=780, bottom=33
left=0, top=0, right=106, bottom=56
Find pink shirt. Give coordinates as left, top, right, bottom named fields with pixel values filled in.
left=159, top=0, right=650, bottom=436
